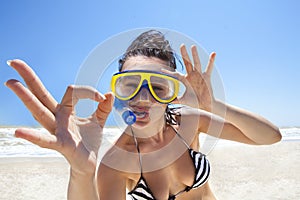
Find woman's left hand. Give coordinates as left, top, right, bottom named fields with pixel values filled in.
left=162, top=44, right=216, bottom=112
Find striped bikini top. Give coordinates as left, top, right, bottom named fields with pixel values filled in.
left=128, top=106, right=210, bottom=200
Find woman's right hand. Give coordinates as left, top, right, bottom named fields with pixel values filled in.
left=5, top=59, right=114, bottom=175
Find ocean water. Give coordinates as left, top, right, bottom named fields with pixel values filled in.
left=0, top=127, right=299, bottom=158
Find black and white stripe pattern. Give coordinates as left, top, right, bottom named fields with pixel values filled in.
left=128, top=105, right=211, bottom=199
left=128, top=176, right=155, bottom=200
left=189, top=149, right=210, bottom=188
left=128, top=150, right=211, bottom=200
left=169, top=150, right=210, bottom=199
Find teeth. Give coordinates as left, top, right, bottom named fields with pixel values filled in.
left=134, top=111, right=146, bottom=118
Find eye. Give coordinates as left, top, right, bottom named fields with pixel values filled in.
left=117, top=76, right=140, bottom=87
left=152, top=85, right=164, bottom=91
left=152, top=82, right=168, bottom=90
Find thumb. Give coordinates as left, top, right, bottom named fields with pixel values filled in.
left=95, top=92, right=114, bottom=127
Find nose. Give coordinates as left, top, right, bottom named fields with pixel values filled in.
left=136, top=87, right=150, bottom=101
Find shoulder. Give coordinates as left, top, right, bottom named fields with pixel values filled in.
left=100, top=139, right=141, bottom=174
left=97, top=162, right=128, bottom=199
left=167, top=104, right=209, bottom=121
left=168, top=105, right=217, bottom=133
left=167, top=104, right=209, bottom=117
left=166, top=104, right=201, bottom=125
left=98, top=162, right=125, bottom=181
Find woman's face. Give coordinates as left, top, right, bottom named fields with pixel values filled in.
left=121, top=56, right=175, bottom=127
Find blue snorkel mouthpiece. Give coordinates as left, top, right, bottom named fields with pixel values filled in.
left=122, top=110, right=136, bottom=125
left=114, top=98, right=136, bottom=125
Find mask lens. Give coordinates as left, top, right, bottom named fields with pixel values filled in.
left=150, top=75, right=176, bottom=101
left=115, top=75, right=141, bottom=99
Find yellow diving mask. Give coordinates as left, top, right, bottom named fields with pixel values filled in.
left=111, top=70, right=179, bottom=104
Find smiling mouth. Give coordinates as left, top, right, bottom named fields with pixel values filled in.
left=129, top=106, right=150, bottom=120
left=133, top=110, right=149, bottom=119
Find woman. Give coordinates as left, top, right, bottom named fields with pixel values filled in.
left=5, top=30, right=281, bottom=200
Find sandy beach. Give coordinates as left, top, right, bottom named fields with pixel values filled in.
left=0, top=141, right=299, bottom=200
left=209, top=141, right=300, bottom=199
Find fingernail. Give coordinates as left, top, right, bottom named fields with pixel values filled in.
left=6, top=60, right=12, bottom=66
left=96, top=92, right=106, bottom=101
left=4, top=81, right=7, bottom=87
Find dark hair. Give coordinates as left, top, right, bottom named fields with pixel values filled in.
left=118, top=30, right=176, bottom=71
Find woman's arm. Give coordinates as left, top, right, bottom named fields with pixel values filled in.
left=181, top=106, right=281, bottom=145
left=164, top=45, right=281, bottom=145
left=6, top=60, right=114, bottom=200
left=68, top=170, right=99, bottom=200
left=182, top=105, right=281, bottom=145
left=211, top=100, right=282, bottom=145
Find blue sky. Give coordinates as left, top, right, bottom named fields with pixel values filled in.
left=0, top=0, right=299, bottom=127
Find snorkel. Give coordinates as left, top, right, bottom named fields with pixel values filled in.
left=114, top=98, right=137, bottom=125
left=122, top=109, right=136, bottom=125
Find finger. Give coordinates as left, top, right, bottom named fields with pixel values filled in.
left=205, top=52, right=216, bottom=76
left=191, top=45, right=202, bottom=72
left=15, top=128, right=58, bottom=150
left=94, top=92, right=114, bottom=127
left=180, top=44, right=193, bottom=73
left=7, top=59, right=58, bottom=113
left=160, top=69, right=186, bottom=82
left=160, top=68, right=192, bottom=93
left=5, top=80, right=56, bottom=133
left=61, top=85, right=105, bottom=108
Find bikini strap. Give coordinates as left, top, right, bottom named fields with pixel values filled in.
left=165, top=104, right=191, bottom=150
left=169, top=125, right=191, bottom=149
left=130, top=126, right=143, bottom=174
left=165, top=104, right=182, bottom=125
